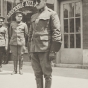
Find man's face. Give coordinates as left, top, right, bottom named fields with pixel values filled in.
left=0, top=19, right=4, bottom=26
left=15, top=13, right=23, bottom=22
left=34, top=0, right=46, bottom=10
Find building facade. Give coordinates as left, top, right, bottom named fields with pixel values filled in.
left=55, top=0, right=88, bottom=66
left=0, top=0, right=88, bottom=66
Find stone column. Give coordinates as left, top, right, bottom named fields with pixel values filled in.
left=83, top=0, right=88, bottom=65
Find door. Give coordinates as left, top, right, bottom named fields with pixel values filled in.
left=60, top=0, right=83, bottom=64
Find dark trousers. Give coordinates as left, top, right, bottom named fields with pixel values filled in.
left=31, top=52, right=52, bottom=79
left=0, top=47, right=5, bottom=67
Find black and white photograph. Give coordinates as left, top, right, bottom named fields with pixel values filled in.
left=0, top=0, right=88, bottom=88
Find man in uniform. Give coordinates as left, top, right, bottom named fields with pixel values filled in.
left=28, top=0, right=61, bottom=88
left=0, top=17, right=8, bottom=72
left=9, top=11, right=28, bottom=75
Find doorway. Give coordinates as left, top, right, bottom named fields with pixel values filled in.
left=60, top=0, right=83, bottom=64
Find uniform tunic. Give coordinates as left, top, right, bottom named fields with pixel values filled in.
left=9, top=21, right=28, bottom=72
left=29, top=6, right=61, bottom=52
left=10, top=21, right=28, bottom=46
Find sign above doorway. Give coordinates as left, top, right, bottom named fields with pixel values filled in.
left=7, top=0, right=33, bottom=18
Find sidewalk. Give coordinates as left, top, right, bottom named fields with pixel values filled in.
left=0, top=64, right=88, bottom=88
left=0, top=70, right=88, bottom=88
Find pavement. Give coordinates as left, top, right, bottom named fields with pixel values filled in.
left=0, top=63, right=88, bottom=88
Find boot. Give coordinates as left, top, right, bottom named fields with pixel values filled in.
left=19, top=69, right=23, bottom=75
left=0, top=66, right=2, bottom=72
left=36, top=77, right=43, bottom=88
left=11, top=71, right=17, bottom=75
left=19, top=61, right=23, bottom=75
left=45, top=78, right=52, bottom=88
left=19, top=56, right=23, bottom=75
left=11, top=60, right=18, bottom=75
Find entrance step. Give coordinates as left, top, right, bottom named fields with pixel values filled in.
left=55, top=64, right=88, bottom=69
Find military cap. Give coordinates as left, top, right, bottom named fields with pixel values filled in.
left=15, top=11, right=24, bottom=16
left=0, top=16, right=5, bottom=20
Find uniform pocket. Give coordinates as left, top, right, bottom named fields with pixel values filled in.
left=40, top=36, right=48, bottom=40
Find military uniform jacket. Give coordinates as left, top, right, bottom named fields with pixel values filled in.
left=29, top=6, right=61, bottom=52
left=9, top=21, right=28, bottom=46
left=0, top=26, right=8, bottom=47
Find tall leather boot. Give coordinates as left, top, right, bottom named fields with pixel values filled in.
left=0, top=54, right=2, bottom=72
left=45, top=77, right=52, bottom=88
left=0, top=65, right=2, bottom=72
left=36, top=77, right=43, bottom=88
left=19, top=55, right=23, bottom=75
left=11, top=60, right=18, bottom=75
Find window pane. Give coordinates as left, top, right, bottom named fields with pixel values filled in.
left=64, top=19, right=68, bottom=33
left=70, top=18, right=74, bottom=33
left=64, top=4, right=69, bottom=18
left=76, top=18, right=81, bottom=32
left=69, top=3, right=75, bottom=17
left=75, top=2, right=81, bottom=17
left=64, top=34, right=69, bottom=48
left=76, top=34, right=81, bottom=48
left=70, top=34, right=74, bottom=48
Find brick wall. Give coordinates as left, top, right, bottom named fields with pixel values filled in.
left=83, top=0, right=88, bottom=49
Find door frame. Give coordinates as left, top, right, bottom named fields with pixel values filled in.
left=60, top=0, right=83, bottom=64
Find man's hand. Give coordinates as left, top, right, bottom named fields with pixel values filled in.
left=49, top=51, right=56, bottom=61
left=50, top=41, right=61, bottom=52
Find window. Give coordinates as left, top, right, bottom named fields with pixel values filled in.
left=63, top=2, right=82, bottom=48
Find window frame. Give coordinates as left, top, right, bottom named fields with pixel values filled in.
left=60, top=0, right=83, bottom=49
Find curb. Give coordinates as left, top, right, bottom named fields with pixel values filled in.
left=8, top=61, right=88, bottom=69
left=8, top=61, right=31, bottom=66
left=54, top=64, right=88, bottom=69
